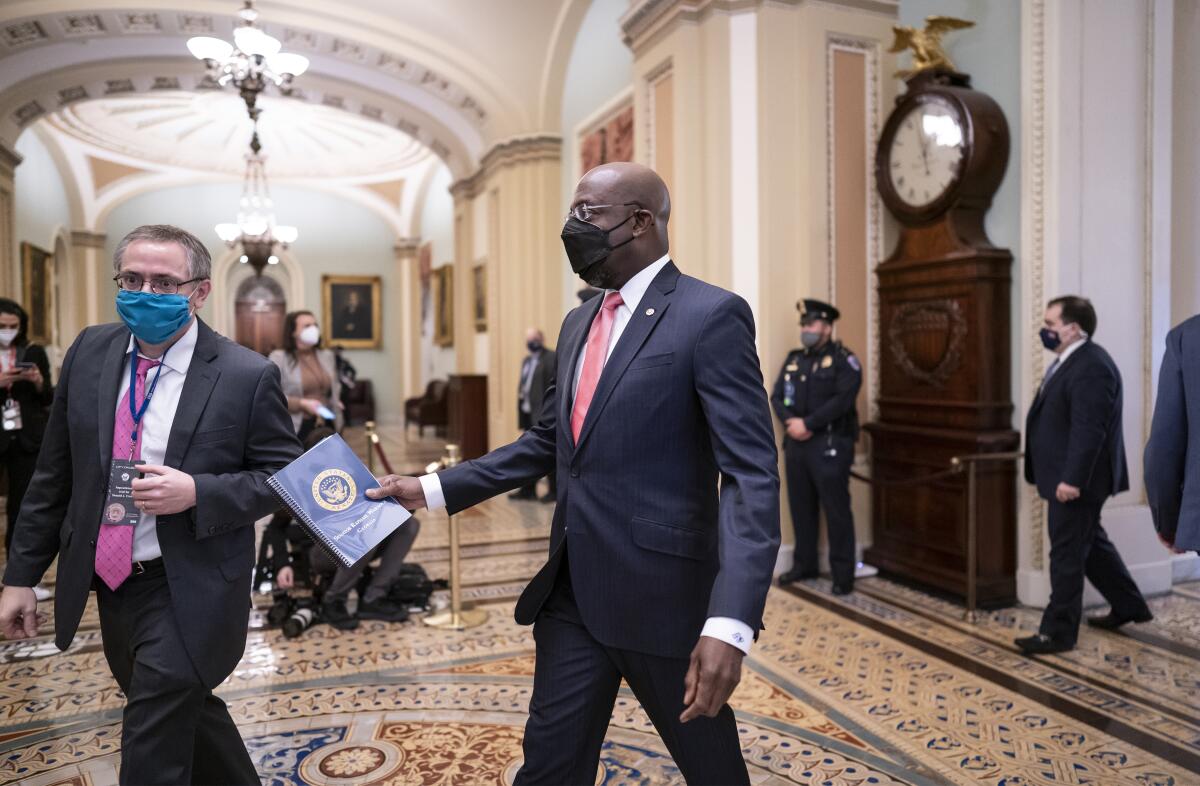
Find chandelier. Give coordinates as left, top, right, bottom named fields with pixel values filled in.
left=186, top=0, right=309, bottom=121
left=215, top=131, right=298, bottom=277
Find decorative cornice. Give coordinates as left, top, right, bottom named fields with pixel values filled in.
left=450, top=134, right=562, bottom=200
left=394, top=237, right=421, bottom=258
left=0, top=141, right=21, bottom=178
left=621, top=0, right=897, bottom=53
left=70, top=230, right=106, bottom=249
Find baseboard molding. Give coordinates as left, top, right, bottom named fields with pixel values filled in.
left=1172, top=552, right=1200, bottom=582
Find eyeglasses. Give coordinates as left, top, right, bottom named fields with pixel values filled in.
left=566, top=202, right=641, bottom=223
left=113, top=272, right=206, bottom=295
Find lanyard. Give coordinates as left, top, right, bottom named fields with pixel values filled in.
left=128, top=346, right=168, bottom=459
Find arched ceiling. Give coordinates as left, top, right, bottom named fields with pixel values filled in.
left=48, top=91, right=434, bottom=178
left=0, top=0, right=595, bottom=169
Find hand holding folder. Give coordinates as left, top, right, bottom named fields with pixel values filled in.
left=267, top=434, right=412, bottom=568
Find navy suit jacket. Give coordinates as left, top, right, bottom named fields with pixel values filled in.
left=2, top=320, right=301, bottom=687
left=1024, top=340, right=1129, bottom=504
left=438, top=261, right=780, bottom=659
left=1145, top=315, right=1200, bottom=551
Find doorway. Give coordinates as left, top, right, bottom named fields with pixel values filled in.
left=234, top=275, right=286, bottom=355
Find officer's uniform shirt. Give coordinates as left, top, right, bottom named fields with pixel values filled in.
left=770, top=340, right=862, bottom=440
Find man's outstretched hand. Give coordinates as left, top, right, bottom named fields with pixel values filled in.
left=680, top=636, right=743, bottom=722
left=367, top=475, right=428, bottom=510
left=0, top=586, right=39, bottom=640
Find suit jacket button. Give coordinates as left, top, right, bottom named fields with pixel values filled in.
left=570, top=469, right=579, bottom=478
left=208, top=526, right=216, bottom=534
left=89, top=540, right=96, bottom=547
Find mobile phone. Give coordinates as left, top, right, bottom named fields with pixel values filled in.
left=316, top=405, right=336, bottom=421
left=12, top=362, right=33, bottom=370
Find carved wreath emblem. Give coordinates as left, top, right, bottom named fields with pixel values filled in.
left=887, top=299, right=968, bottom=388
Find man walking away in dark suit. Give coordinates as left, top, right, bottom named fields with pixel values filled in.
left=1017, top=295, right=1151, bottom=655
left=368, top=162, right=780, bottom=785
left=510, top=328, right=558, bottom=502
left=1145, top=314, right=1200, bottom=554
left=0, top=225, right=302, bottom=785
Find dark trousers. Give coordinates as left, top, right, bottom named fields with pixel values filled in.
left=96, top=564, right=258, bottom=786
left=516, top=414, right=556, bottom=497
left=515, top=557, right=748, bottom=786
left=1040, top=499, right=1149, bottom=645
left=2, top=442, right=37, bottom=555
left=784, top=435, right=856, bottom=586
left=310, top=517, right=422, bottom=603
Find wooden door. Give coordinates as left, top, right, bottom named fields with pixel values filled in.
left=234, top=275, right=286, bottom=355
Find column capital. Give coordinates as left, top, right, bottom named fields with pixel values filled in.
left=71, top=230, right=107, bottom=249
left=450, top=134, right=562, bottom=201
left=394, top=237, right=421, bottom=259
left=0, top=141, right=22, bottom=180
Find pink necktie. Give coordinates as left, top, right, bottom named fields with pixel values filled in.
left=572, top=292, right=624, bottom=442
left=94, top=356, right=160, bottom=591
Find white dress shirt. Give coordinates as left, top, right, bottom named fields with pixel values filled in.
left=420, top=254, right=755, bottom=655
left=118, top=319, right=198, bottom=562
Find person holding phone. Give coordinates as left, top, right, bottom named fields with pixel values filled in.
left=0, top=299, right=52, bottom=576
left=269, top=310, right=343, bottom=441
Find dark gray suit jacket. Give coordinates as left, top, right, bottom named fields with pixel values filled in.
left=439, top=261, right=780, bottom=659
left=1145, top=315, right=1200, bottom=551
left=2, top=319, right=301, bottom=687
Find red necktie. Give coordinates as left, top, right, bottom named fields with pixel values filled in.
left=572, top=292, right=624, bottom=442
left=94, top=356, right=160, bottom=591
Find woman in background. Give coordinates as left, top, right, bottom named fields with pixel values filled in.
left=269, top=310, right=343, bottom=441
left=0, top=298, right=53, bottom=599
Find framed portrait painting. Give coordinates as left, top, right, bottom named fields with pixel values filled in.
left=20, top=243, right=53, bottom=345
left=434, top=265, right=454, bottom=348
left=322, top=275, right=382, bottom=349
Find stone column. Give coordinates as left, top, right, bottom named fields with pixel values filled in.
left=0, top=142, right=21, bottom=300
left=393, top=237, right=421, bottom=414
left=451, top=136, right=563, bottom=449
left=70, top=230, right=108, bottom=330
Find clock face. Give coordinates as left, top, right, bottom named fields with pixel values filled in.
left=886, top=99, right=966, bottom=208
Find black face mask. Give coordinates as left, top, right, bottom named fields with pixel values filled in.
left=561, top=214, right=636, bottom=286
left=527, top=340, right=543, bottom=353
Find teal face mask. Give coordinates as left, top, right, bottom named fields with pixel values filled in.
left=116, top=289, right=194, bottom=344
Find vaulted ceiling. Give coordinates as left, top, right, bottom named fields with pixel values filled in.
left=0, top=0, right=594, bottom=175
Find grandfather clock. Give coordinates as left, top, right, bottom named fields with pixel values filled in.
left=863, top=68, right=1018, bottom=605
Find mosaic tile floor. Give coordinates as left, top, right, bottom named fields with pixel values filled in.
left=0, top=428, right=1195, bottom=784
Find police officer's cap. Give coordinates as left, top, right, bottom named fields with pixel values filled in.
left=797, top=298, right=840, bottom=324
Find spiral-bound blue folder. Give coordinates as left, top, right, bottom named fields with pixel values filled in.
left=266, top=433, right=411, bottom=568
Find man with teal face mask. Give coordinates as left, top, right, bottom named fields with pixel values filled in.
left=0, top=224, right=301, bottom=785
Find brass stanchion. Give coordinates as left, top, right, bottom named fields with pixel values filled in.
left=365, top=420, right=377, bottom=474
left=422, top=444, right=488, bottom=630
left=965, top=458, right=979, bottom=623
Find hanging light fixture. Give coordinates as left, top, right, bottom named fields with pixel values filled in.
left=215, top=131, right=298, bottom=277
left=187, top=0, right=309, bottom=120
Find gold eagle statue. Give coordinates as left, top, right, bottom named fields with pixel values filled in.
left=889, top=16, right=975, bottom=79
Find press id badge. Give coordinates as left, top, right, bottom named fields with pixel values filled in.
left=103, top=459, right=141, bottom=527
left=1, top=399, right=21, bottom=431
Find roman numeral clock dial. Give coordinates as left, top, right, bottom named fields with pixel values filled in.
left=887, top=100, right=964, bottom=208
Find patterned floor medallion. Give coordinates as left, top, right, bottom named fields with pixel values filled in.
left=1, top=430, right=1196, bottom=785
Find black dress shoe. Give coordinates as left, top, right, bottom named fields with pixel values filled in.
left=357, top=597, right=410, bottom=623
left=778, top=568, right=818, bottom=586
left=321, top=599, right=360, bottom=630
left=1014, top=633, right=1073, bottom=654
left=831, top=582, right=853, bottom=596
left=1086, top=609, right=1154, bottom=629
left=538, top=493, right=556, bottom=504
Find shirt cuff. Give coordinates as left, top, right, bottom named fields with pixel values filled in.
left=419, top=473, right=447, bottom=511
left=701, top=616, right=753, bottom=656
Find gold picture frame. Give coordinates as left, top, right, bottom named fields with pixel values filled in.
left=472, top=262, right=487, bottom=333
left=434, top=265, right=454, bottom=348
left=322, top=274, right=382, bottom=349
left=20, top=242, right=54, bottom=345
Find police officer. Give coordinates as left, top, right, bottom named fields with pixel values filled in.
left=772, top=299, right=862, bottom=595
